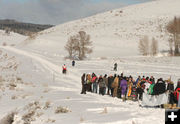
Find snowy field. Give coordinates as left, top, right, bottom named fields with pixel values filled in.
left=1, top=45, right=180, bottom=124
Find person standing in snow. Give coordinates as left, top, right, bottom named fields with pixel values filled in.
left=103, top=74, right=108, bottom=95
left=98, top=75, right=106, bottom=95
left=86, top=74, right=92, bottom=92
left=111, top=74, right=119, bottom=97
left=114, top=63, right=117, bottom=71
left=81, top=73, right=86, bottom=94
left=92, top=73, right=98, bottom=93
left=127, top=77, right=133, bottom=99
left=153, top=78, right=166, bottom=95
left=72, top=60, right=75, bottom=67
left=144, top=77, right=151, bottom=94
left=166, top=78, right=175, bottom=106
left=174, top=79, right=180, bottom=106
left=107, top=75, right=114, bottom=95
left=120, top=77, right=128, bottom=101
left=62, top=64, right=67, bottom=74
left=136, top=79, right=145, bottom=101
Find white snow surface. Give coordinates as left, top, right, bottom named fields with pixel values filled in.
left=20, top=0, right=180, bottom=57
left=0, top=0, right=180, bottom=124
left=0, top=30, right=27, bottom=46
left=1, top=45, right=174, bottom=124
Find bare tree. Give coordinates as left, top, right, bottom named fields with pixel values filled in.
left=151, top=37, right=159, bottom=56
left=65, top=31, right=93, bottom=60
left=138, top=36, right=149, bottom=56
left=166, top=16, right=180, bottom=55
left=168, top=37, right=174, bottom=56
left=78, top=31, right=93, bottom=59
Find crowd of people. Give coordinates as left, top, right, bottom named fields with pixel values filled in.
left=81, top=73, right=180, bottom=108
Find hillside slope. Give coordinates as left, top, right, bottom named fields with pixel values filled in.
left=21, top=0, right=180, bottom=57
left=0, top=30, right=27, bottom=46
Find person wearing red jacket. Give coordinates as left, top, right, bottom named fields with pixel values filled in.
left=62, top=64, right=67, bottom=74
left=174, top=79, right=180, bottom=104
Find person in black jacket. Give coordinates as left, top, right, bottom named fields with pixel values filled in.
left=81, top=73, right=86, bottom=94
left=72, top=60, right=75, bottom=67
left=107, top=75, right=114, bottom=95
left=153, top=78, right=166, bottom=95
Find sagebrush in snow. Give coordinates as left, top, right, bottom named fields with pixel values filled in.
left=0, top=112, right=16, bottom=124
left=43, top=101, right=51, bottom=110
left=11, top=95, right=18, bottom=100
left=46, top=118, right=56, bottom=123
left=55, top=106, right=71, bottom=114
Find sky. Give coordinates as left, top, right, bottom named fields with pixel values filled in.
left=0, top=0, right=152, bottom=25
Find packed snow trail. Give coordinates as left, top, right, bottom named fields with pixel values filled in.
left=0, top=46, right=81, bottom=88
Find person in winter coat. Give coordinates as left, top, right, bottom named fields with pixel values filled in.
left=107, top=75, right=114, bottom=95
left=114, top=63, right=117, bottom=71
left=153, top=78, right=166, bottom=95
left=92, top=73, right=98, bottom=93
left=174, top=79, right=180, bottom=104
left=120, top=77, right=127, bottom=100
left=150, top=76, right=155, bottom=84
left=148, top=82, right=155, bottom=95
left=112, top=75, right=119, bottom=97
left=110, top=74, right=117, bottom=96
left=72, top=60, right=75, bottom=67
left=86, top=74, right=92, bottom=92
left=131, top=85, right=138, bottom=101
left=103, top=74, right=108, bottom=95
left=135, top=76, right=141, bottom=85
left=81, top=73, right=86, bottom=94
left=144, top=77, right=151, bottom=94
left=136, top=80, right=145, bottom=100
left=62, top=64, right=67, bottom=74
left=99, top=76, right=106, bottom=95
left=117, top=75, right=122, bottom=98
left=178, top=92, right=180, bottom=107
left=127, top=78, right=133, bottom=98
left=166, top=78, right=175, bottom=105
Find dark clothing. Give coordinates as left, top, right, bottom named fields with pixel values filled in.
left=136, top=88, right=143, bottom=100
left=167, top=83, right=174, bottom=92
left=107, top=76, right=114, bottom=95
left=150, top=78, right=155, bottom=84
left=81, top=74, right=86, bottom=94
left=62, top=69, right=66, bottom=74
left=72, top=60, right=75, bottom=66
left=114, top=63, right=117, bottom=71
left=153, top=80, right=166, bottom=95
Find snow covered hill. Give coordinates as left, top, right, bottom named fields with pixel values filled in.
left=21, top=0, right=180, bottom=58
left=0, top=30, right=27, bottom=46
